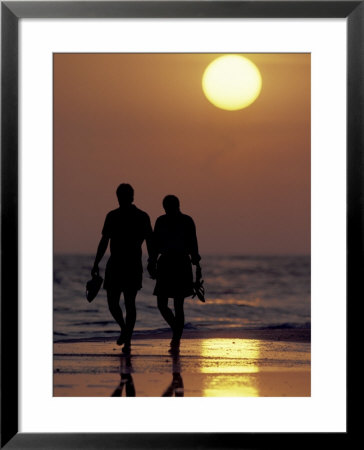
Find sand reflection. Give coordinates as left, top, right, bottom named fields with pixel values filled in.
left=162, top=351, right=184, bottom=397
left=111, top=355, right=135, bottom=397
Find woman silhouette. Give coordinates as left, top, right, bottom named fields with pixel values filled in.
left=148, top=195, right=201, bottom=350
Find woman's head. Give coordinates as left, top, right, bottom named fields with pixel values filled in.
left=163, top=195, right=180, bottom=215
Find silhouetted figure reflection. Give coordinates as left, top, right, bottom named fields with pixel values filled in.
left=111, top=355, right=135, bottom=397
left=148, top=195, right=201, bottom=351
left=162, top=351, right=184, bottom=397
left=92, top=184, right=153, bottom=354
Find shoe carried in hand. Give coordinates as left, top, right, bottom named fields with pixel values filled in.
left=86, top=274, right=103, bottom=303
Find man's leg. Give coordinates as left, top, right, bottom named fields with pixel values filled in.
left=173, top=297, right=185, bottom=341
left=123, top=289, right=138, bottom=348
left=157, top=296, right=175, bottom=332
left=107, top=287, right=125, bottom=345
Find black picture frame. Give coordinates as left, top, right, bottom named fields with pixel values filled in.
left=1, top=1, right=357, bottom=448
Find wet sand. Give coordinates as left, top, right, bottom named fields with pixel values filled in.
left=54, top=328, right=310, bottom=397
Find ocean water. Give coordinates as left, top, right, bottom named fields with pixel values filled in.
left=54, top=254, right=310, bottom=342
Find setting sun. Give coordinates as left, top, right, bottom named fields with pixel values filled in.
left=202, top=55, right=262, bottom=111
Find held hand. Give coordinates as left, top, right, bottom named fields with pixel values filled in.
left=147, top=262, right=157, bottom=280
left=91, top=264, right=99, bottom=277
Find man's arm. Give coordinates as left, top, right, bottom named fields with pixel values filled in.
left=144, top=214, right=155, bottom=260
left=145, top=215, right=158, bottom=279
left=91, top=235, right=109, bottom=276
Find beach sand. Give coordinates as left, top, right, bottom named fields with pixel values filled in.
left=54, top=328, right=310, bottom=397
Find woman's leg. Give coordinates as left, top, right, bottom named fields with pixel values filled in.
left=157, top=296, right=176, bottom=332
left=173, top=297, right=185, bottom=341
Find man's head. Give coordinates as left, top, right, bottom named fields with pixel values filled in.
left=116, top=183, right=134, bottom=206
left=163, top=195, right=180, bottom=215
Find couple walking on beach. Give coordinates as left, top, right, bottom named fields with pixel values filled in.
left=91, top=183, right=202, bottom=354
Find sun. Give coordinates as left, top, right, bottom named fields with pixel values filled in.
left=202, top=55, right=262, bottom=111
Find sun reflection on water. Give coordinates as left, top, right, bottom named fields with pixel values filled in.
left=198, top=338, right=261, bottom=396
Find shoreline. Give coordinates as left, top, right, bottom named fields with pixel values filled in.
left=54, top=328, right=310, bottom=397
left=54, top=326, right=310, bottom=344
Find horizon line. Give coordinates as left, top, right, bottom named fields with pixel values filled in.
left=53, top=251, right=311, bottom=257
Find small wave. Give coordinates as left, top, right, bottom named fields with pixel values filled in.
left=184, top=322, right=197, bottom=330
left=263, top=322, right=311, bottom=330
left=54, top=307, right=71, bottom=312
left=71, top=320, right=115, bottom=326
left=134, top=327, right=172, bottom=335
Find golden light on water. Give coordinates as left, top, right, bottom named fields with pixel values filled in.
left=199, top=339, right=261, bottom=397
left=198, top=339, right=261, bottom=374
left=202, top=55, right=262, bottom=111
left=202, top=374, right=259, bottom=397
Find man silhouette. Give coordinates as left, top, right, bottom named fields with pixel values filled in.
left=91, top=183, right=153, bottom=353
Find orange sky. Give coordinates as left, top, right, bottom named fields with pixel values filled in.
left=54, top=53, right=310, bottom=255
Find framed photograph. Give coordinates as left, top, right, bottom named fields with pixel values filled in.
left=1, top=1, right=356, bottom=448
